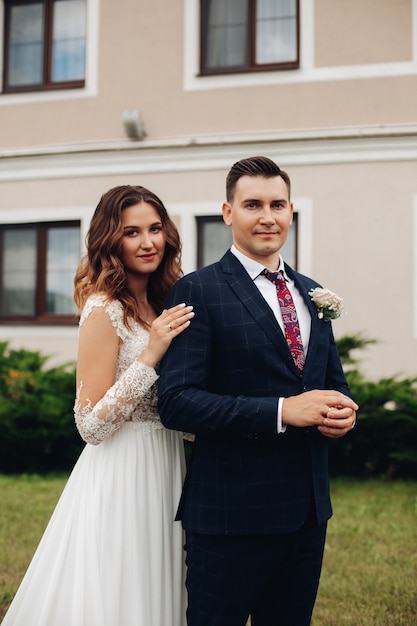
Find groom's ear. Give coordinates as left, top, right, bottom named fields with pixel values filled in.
left=222, top=202, right=232, bottom=226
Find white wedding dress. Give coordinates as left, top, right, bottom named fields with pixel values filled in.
left=2, top=295, right=186, bottom=626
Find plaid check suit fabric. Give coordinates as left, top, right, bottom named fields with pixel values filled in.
left=263, top=269, right=305, bottom=374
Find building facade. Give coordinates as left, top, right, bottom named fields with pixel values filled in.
left=0, top=0, right=416, bottom=379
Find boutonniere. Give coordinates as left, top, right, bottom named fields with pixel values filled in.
left=309, top=287, right=344, bottom=321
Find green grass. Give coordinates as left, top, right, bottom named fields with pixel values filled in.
left=313, top=478, right=417, bottom=625
left=0, top=476, right=416, bottom=624
left=0, top=473, right=67, bottom=620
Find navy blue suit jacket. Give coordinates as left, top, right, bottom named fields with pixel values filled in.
left=158, top=250, right=351, bottom=535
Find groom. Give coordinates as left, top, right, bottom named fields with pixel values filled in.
left=158, top=156, right=358, bottom=626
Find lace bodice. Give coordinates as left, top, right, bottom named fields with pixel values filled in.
left=74, top=295, right=160, bottom=445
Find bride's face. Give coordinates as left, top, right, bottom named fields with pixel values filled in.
left=119, top=202, right=166, bottom=277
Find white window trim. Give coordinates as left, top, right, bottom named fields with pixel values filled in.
left=184, top=0, right=417, bottom=92
left=168, top=198, right=312, bottom=276
left=0, top=0, right=100, bottom=106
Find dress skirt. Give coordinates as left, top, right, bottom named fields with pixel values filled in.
left=2, top=422, right=186, bottom=626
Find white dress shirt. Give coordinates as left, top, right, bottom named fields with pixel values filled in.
left=230, top=245, right=312, bottom=434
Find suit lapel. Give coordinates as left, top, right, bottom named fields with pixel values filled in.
left=220, top=252, right=297, bottom=373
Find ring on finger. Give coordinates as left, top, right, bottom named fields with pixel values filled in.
left=168, top=324, right=172, bottom=330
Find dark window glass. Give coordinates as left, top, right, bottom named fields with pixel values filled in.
left=201, top=0, right=299, bottom=75
left=197, top=216, right=233, bottom=268
left=1, top=228, right=37, bottom=316
left=0, top=222, right=80, bottom=323
left=46, top=226, right=80, bottom=314
left=4, top=0, right=86, bottom=92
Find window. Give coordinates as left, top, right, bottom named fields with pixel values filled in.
left=0, top=222, right=80, bottom=322
left=3, top=0, right=86, bottom=93
left=196, top=214, right=298, bottom=268
left=200, top=0, right=299, bottom=75
left=197, top=216, right=233, bottom=268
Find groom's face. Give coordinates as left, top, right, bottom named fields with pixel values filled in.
left=222, top=175, right=293, bottom=268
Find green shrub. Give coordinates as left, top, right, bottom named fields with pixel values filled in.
left=0, top=335, right=416, bottom=478
left=0, top=342, right=83, bottom=473
left=330, top=334, right=417, bottom=478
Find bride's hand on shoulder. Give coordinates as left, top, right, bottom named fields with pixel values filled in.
left=138, top=303, right=194, bottom=368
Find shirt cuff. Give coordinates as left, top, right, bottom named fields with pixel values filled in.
left=277, top=397, right=287, bottom=434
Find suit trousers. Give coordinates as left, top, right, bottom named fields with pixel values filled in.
left=184, top=520, right=327, bottom=626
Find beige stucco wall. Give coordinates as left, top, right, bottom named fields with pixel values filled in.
left=315, top=0, right=412, bottom=66
left=1, top=150, right=416, bottom=379
left=0, top=0, right=416, bottom=380
left=291, top=159, right=416, bottom=380
left=0, top=0, right=416, bottom=149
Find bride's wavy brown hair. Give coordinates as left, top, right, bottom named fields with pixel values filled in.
left=74, top=185, right=182, bottom=327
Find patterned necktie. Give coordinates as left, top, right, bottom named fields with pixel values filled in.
left=263, top=269, right=305, bottom=374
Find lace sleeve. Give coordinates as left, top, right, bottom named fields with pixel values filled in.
left=74, top=360, right=159, bottom=445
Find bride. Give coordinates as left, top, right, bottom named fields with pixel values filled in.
left=2, top=185, right=193, bottom=626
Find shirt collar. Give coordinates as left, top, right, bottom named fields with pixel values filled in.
left=230, top=245, right=288, bottom=281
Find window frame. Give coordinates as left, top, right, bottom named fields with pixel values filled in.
left=3, top=0, right=86, bottom=94
left=200, top=0, right=300, bottom=76
left=0, top=220, right=80, bottom=325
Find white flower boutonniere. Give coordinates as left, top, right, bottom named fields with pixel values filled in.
left=309, top=287, right=344, bottom=321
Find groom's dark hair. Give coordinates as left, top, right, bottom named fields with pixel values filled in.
left=226, top=156, right=291, bottom=202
